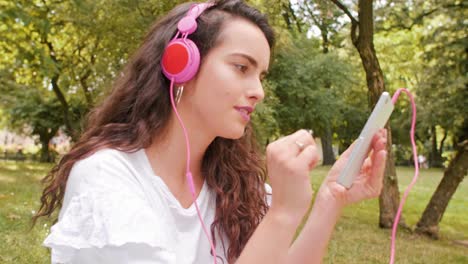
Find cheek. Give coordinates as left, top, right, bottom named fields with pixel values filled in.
left=200, top=63, right=237, bottom=98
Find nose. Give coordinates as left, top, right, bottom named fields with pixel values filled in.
left=247, top=78, right=265, bottom=103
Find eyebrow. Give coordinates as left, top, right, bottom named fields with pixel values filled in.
left=229, top=52, right=269, bottom=76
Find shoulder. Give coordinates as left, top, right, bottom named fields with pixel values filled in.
left=61, top=148, right=150, bottom=218
left=44, top=149, right=176, bottom=263
left=67, top=148, right=142, bottom=194
left=72, top=148, right=134, bottom=176
left=61, top=148, right=151, bottom=213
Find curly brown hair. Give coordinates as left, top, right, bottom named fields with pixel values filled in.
left=33, top=0, right=275, bottom=263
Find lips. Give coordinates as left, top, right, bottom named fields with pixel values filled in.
left=234, top=106, right=253, bottom=122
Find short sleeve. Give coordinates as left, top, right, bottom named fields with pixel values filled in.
left=43, top=150, right=176, bottom=263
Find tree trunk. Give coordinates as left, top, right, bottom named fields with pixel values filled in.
left=39, top=135, right=52, bottom=163
left=330, top=0, right=403, bottom=227
left=378, top=126, right=405, bottom=227
left=318, top=18, right=335, bottom=165
left=415, top=140, right=468, bottom=238
left=45, top=39, right=79, bottom=142
left=38, top=128, right=58, bottom=163
left=50, top=74, right=77, bottom=141
left=355, top=0, right=403, bottom=228
left=322, top=123, right=336, bottom=165
left=429, top=125, right=444, bottom=168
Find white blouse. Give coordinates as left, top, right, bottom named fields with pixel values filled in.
left=43, top=148, right=272, bottom=264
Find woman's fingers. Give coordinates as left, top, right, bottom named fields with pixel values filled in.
left=266, top=129, right=317, bottom=216
left=366, top=129, right=387, bottom=190
left=273, top=129, right=315, bottom=157
left=359, top=154, right=373, bottom=178
left=359, top=129, right=386, bottom=177
left=371, top=128, right=387, bottom=152
left=287, top=129, right=315, bottom=155
left=369, top=149, right=387, bottom=193
left=297, top=144, right=320, bottom=171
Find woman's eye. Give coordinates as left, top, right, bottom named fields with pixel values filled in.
left=234, top=64, right=247, bottom=73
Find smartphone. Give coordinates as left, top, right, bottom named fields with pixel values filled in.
left=337, top=92, right=394, bottom=189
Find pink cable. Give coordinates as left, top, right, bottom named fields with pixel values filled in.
left=389, top=88, right=419, bottom=264
left=169, top=79, right=218, bottom=264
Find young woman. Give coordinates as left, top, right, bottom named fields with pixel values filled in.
left=34, top=0, right=388, bottom=263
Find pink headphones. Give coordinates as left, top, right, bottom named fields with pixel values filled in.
left=161, top=2, right=215, bottom=84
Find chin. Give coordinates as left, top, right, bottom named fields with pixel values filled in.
left=220, top=124, right=246, bottom=140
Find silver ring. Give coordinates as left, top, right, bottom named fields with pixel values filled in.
left=295, top=140, right=305, bottom=151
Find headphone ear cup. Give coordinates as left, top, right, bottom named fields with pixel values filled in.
left=161, top=38, right=200, bottom=84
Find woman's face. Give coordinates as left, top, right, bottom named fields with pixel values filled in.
left=184, top=18, right=271, bottom=140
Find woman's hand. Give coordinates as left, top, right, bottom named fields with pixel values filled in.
left=317, top=129, right=388, bottom=208
left=266, top=129, right=320, bottom=223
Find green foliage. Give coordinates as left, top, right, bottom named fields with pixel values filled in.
left=252, top=79, right=281, bottom=146
left=0, top=0, right=465, bottom=166
left=417, top=8, right=467, bottom=143
left=0, top=0, right=183, bottom=140
left=8, top=95, right=62, bottom=136
left=374, top=0, right=467, bottom=164
left=267, top=35, right=366, bottom=148
left=0, top=108, right=7, bottom=129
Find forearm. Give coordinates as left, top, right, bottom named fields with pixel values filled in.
left=235, top=208, right=302, bottom=264
left=287, top=192, right=343, bottom=263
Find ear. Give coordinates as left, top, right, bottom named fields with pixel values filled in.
left=181, top=79, right=197, bottom=95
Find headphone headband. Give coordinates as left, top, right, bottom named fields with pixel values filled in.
left=188, top=3, right=214, bottom=18
left=162, top=2, right=215, bottom=83
left=178, top=3, right=214, bottom=35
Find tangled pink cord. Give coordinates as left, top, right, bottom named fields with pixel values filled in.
left=389, top=88, right=419, bottom=264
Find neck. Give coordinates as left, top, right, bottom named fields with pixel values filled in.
left=145, top=106, right=215, bottom=204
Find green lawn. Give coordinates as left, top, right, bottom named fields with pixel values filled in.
left=0, top=161, right=467, bottom=263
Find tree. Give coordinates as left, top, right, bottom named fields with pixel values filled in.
left=375, top=0, right=467, bottom=169
left=251, top=79, right=281, bottom=146
left=370, top=0, right=467, bottom=238
left=268, top=35, right=358, bottom=153
left=0, top=0, right=181, bottom=147
left=10, top=96, right=63, bottom=162
left=328, top=0, right=402, bottom=228
left=295, top=0, right=348, bottom=164
left=379, top=0, right=468, bottom=238
left=415, top=140, right=468, bottom=238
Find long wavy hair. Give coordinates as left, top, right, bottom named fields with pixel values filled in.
left=33, top=0, right=275, bottom=262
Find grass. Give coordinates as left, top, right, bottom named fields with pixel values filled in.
left=0, top=161, right=54, bottom=263
left=0, top=161, right=467, bottom=263
left=309, top=166, right=468, bottom=264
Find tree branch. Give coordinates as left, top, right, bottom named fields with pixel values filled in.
left=440, top=129, right=448, bottom=154
left=282, top=2, right=303, bottom=33
left=328, top=0, right=358, bottom=25
left=379, top=3, right=465, bottom=32
left=286, top=1, right=303, bottom=33
left=303, top=2, right=321, bottom=28
left=351, top=21, right=358, bottom=45
left=329, top=0, right=359, bottom=45
left=380, top=7, right=439, bottom=31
